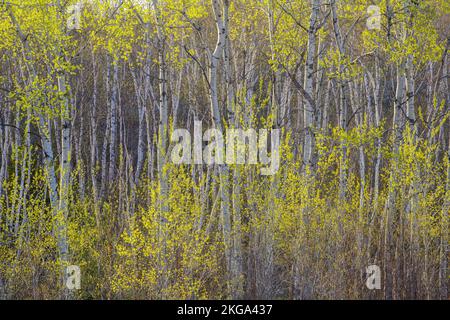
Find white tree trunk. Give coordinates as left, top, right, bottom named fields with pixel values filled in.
left=302, top=0, right=320, bottom=169
left=151, top=0, right=170, bottom=296
left=131, top=67, right=146, bottom=184
left=109, top=61, right=119, bottom=182
left=57, top=75, right=71, bottom=298
left=209, top=0, right=238, bottom=298
left=440, top=130, right=450, bottom=299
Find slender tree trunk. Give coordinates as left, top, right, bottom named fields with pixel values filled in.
left=302, top=0, right=320, bottom=169
left=101, top=58, right=112, bottom=197
left=152, top=0, right=169, bottom=297
left=109, top=61, right=119, bottom=182
left=57, top=74, right=71, bottom=299
left=385, top=62, right=406, bottom=300
left=209, top=0, right=238, bottom=299
left=7, top=4, right=70, bottom=296
left=131, top=67, right=146, bottom=184
left=440, top=130, right=450, bottom=299
left=224, top=0, right=244, bottom=299
left=90, top=49, right=99, bottom=203
left=331, top=0, right=348, bottom=203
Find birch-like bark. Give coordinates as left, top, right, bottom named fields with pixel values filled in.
left=144, top=31, right=158, bottom=183
left=0, top=107, right=10, bottom=201
left=76, top=105, right=85, bottom=199
left=223, top=0, right=244, bottom=299
left=406, top=55, right=415, bottom=132
left=405, top=8, right=419, bottom=298
left=209, top=0, right=237, bottom=299
left=57, top=74, right=71, bottom=299
left=364, top=64, right=382, bottom=268
left=7, top=4, right=69, bottom=296
left=385, top=62, right=406, bottom=300
left=366, top=58, right=382, bottom=210
left=101, top=59, right=111, bottom=197
left=151, top=0, right=169, bottom=296
left=109, top=61, right=119, bottom=182
left=440, top=132, right=449, bottom=299
left=330, top=0, right=349, bottom=299
left=131, top=67, right=146, bottom=184
left=90, top=49, right=99, bottom=202
left=55, top=1, right=72, bottom=298
left=440, top=54, right=450, bottom=300
left=302, top=0, right=320, bottom=169
left=331, top=0, right=348, bottom=202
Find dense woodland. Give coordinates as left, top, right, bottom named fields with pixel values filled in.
left=0, top=0, right=449, bottom=300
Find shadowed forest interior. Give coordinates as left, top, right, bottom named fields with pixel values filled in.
left=0, top=0, right=449, bottom=299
